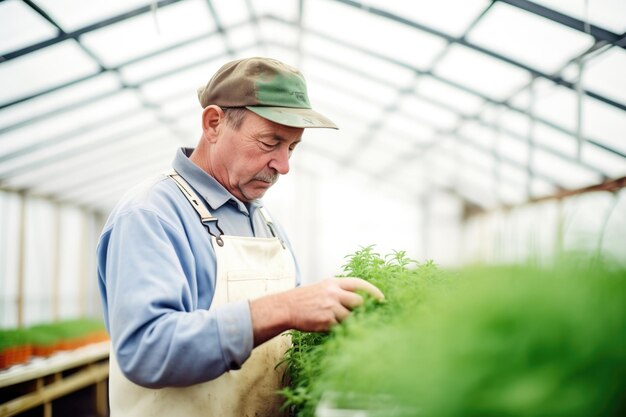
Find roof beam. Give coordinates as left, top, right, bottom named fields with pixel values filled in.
left=497, top=0, right=625, bottom=46
left=267, top=23, right=625, bottom=162
left=332, top=0, right=626, bottom=112
left=0, top=19, right=253, bottom=112
left=291, top=45, right=619, bottom=176
left=204, top=0, right=236, bottom=56
left=0, top=0, right=186, bottom=64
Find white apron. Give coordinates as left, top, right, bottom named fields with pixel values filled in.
left=108, top=171, right=296, bottom=417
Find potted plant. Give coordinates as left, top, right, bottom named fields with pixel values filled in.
left=28, top=325, right=61, bottom=357
left=0, top=328, right=32, bottom=369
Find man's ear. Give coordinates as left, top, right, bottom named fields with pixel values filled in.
left=201, top=105, right=225, bottom=142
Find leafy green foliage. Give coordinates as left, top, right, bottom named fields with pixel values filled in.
left=280, top=246, right=442, bottom=416
left=0, top=318, right=107, bottom=350
left=280, top=247, right=626, bottom=417
left=0, top=328, right=30, bottom=350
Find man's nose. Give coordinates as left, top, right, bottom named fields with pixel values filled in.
left=269, top=147, right=290, bottom=175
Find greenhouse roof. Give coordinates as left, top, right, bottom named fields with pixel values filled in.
left=1, top=0, right=625, bottom=213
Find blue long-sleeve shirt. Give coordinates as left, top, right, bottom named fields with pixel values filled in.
left=97, top=147, right=300, bottom=388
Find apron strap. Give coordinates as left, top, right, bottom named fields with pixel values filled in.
left=166, top=169, right=225, bottom=246
left=258, top=207, right=286, bottom=249
left=165, top=170, right=284, bottom=249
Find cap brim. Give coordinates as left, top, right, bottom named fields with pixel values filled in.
left=246, top=106, right=338, bottom=129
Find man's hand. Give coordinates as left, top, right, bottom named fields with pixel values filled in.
left=249, top=278, right=384, bottom=346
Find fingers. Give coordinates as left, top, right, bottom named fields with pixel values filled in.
left=277, top=277, right=384, bottom=333
left=337, top=277, right=385, bottom=301
left=333, top=304, right=351, bottom=322
left=338, top=290, right=364, bottom=310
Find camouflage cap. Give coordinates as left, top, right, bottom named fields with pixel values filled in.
left=197, top=57, right=338, bottom=129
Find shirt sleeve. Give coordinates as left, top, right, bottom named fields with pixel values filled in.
left=97, top=208, right=253, bottom=388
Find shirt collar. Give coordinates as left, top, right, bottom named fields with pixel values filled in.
left=172, top=147, right=263, bottom=215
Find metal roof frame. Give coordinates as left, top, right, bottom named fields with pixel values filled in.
left=0, top=0, right=624, bottom=212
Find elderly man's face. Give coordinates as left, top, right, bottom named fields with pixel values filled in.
left=212, top=110, right=303, bottom=202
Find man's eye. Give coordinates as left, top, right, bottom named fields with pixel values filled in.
left=260, top=142, right=277, bottom=149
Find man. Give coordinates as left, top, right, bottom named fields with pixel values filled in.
left=97, top=57, right=383, bottom=417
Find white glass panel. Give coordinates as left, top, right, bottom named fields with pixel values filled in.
left=458, top=121, right=495, bottom=149
left=500, top=163, right=529, bottom=184
left=81, top=0, right=213, bottom=67
left=30, top=143, right=174, bottom=196
left=363, top=0, right=489, bottom=37
left=140, top=62, right=223, bottom=102
left=458, top=140, right=495, bottom=170
left=457, top=168, right=498, bottom=206
left=531, top=148, right=600, bottom=189
left=468, top=2, right=593, bottom=74
left=303, top=59, right=398, bottom=110
left=583, top=96, right=626, bottom=154
left=0, top=73, right=121, bottom=130
left=0, top=191, right=20, bottom=327
left=498, top=182, right=526, bottom=205
left=529, top=177, right=556, bottom=198
left=354, top=143, right=403, bottom=173
left=494, top=133, right=529, bottom=166
left=227, top=24, right=261, bottom=50
left=301, top=35, right=416, bottom=89
left=532, top=124, right=578, bottom=159
left=398, top=96, right=460, bottom=129
left=382, top=113, right=435, bottom=145
left=212, top=0, right=251, bottom=26
left=582, top=145, right=626, bottom=178
left=494, top=164, right=526, bottom=189
left=430, top=149, right=457, bottom=175
left=263, top=46, right=299, bottom=69
left=435, top=44, right=530, bottom=101
left=417, top=76, right=485, bottom=116
left=474, top=104, right=531, bottom=145
left=159, top=95, right=199, bottom=119
left=460, top=123, right=532, bottom=171
left=58, top=207, right=83, bottom=319
left=253, top=0, right=299, bottom=21
left=260, top=20, right=299, bottom=50
left=230, top=43, right=266, bottom=59
left=1, top=91, right=145, bottom=156
left=301, top=123, right=363, bottom=157
left=526, top=80, right=578, bottom=132
left=12, top=130, right=172, bottom=189
left=291, top=151, right=342, bottom=179
left=0, top=40, right=99, bottom=105
left=59, top=164, right=170, bottom=208
left=376, top=129, right=427, bottom=155
left=120, top=35, right=227, bottom=84
left=62, top=156, right=171, bottom=203
left=170, top=112, right=201, bottom=140
left=306, top=100, right=373, bottom=147
left=386, top=165, right=427, bottom=197
left=0, top=112, right=160, bottom=178
left=582, top=47, right=626, bottom=106
left=304, top=0, right=447, bottom=70
left=37, top=0, right=151, bottom=32
left=498, top=108, right=531, bottom=138
left=531, top=0, right=626, bottom=34
left=23, top=198, right=55, bottom=326
left=0, top=0, right=57, bottom=55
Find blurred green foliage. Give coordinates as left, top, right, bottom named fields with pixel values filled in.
left=280, top=247, right=626, bottom=417
left=0, top=318, right=106, bottom=349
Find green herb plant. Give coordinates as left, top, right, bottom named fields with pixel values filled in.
left=279, top=246, right=442, bottom=417
left=280, top=248, right=626, bottom=417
